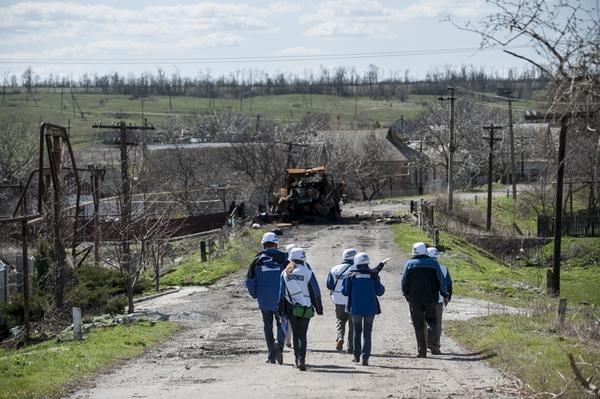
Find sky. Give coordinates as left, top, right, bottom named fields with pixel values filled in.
left=0, top=0, right=548, bottom=83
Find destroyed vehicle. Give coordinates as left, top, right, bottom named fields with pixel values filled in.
left=275, top=166, right=344, bottom=220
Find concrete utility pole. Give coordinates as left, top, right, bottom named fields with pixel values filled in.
left=483, top=124, right=503, bottom=231
left=438, top=86, right=456, bottom=211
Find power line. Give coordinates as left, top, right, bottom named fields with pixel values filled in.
left=0, top=45, right=533, bottom=65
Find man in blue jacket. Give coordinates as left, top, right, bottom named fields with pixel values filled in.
left=342, top=252, right=385, bottom=366
left=401, top=242, right=449, bottom=358
left=245, top=232, right=288, bottom=364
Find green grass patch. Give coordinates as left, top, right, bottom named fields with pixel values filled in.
left=0, top=321, right=180, bottom=399
left=446, top=314, right=600, bottom=398
left=159, top=228, right=261, bottom=287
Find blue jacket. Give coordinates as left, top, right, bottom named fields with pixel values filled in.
left=341, top=265, right=385, bottom=316
left=401, top=255, right=448, bottom=305
left=245, top=248, right=288, bottom=311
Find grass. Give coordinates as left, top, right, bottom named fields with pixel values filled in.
left=391, top=221, right=600, bottom=398
left=0, top=321, right=180, bottom=399
left=159, top=228, right=261, bottom=287
left=446, top=313, right=600, bottom=397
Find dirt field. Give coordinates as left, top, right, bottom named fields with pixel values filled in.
left=67, top=201, right=523, bottom=399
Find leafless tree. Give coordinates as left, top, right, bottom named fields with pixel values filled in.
left=414, top=99, right=505, bottom=189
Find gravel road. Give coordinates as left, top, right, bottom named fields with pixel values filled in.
left=67, top=201, right=522, bottom=399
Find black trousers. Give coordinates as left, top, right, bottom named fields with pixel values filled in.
left=409, top=303, right=439, bottom=356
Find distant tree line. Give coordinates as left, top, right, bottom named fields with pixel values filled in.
left=5, top=63, right=547, bottom=101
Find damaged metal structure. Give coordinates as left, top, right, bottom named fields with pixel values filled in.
left=274, top=166, right=344, bottom=221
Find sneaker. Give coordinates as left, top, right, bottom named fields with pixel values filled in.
left=266, top=359, right=276, bottom=364
left=417, top=353, right=427, bottom=358
left=274, top=343, right=283, bottom=365
left=362, top=358, right=369, bottom=366
left=430, top=348, right=441, bottom=355
left=347, top=347, right=353, bottom=354
left=352, top=357, right=359, bottom=363
left=336, top=338, right=344, bottom=351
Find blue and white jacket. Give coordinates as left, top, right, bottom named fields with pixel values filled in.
left=245, top=248, right=288, bottom=312
left=341, top=265, right=385, bottom=316
left=401, top=255, right=448, bottom=305
left=326, top=260, right=356, bottom=305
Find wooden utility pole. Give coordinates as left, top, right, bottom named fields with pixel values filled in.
left=89, top=164, right=106, bottom=267
left=483, top=124, right=503, bottom=231
left=523, top=111, right=585, bottom=297
left=92, top=121, right=155, bottom=313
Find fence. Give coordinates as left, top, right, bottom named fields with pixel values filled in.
left=415, top=200, right=440, bottom=247
left=538, top=213, right=600, bottom=237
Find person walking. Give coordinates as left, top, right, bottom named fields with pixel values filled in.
left=245, top=232, right=288, bottom=364
left=325, top=248, right=357, bottom=353
left=341, top=252, right=385, bottom=366
left=401, top=242, right=449, bottom=358
left=426, top=246, right=452, bottom=354
left=278, top=247, right=323, bottom=371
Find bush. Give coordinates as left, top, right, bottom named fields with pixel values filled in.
left=104, top=295, right=127, bottom=315
left=65, top=266, right=126, bottom=315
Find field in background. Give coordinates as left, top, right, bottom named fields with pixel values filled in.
left=0, top=90, right=427, bottom=148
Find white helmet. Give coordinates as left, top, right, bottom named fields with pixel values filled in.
left=290, top=247, right=307, bottom=262
left=354, top=252, right=370, bottom=266
left=412, top=242, right=427, bottom=256
left=342, top=248, right=358, bottom=261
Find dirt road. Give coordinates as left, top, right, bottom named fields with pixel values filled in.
left=67, top=202, right=520, bottom=399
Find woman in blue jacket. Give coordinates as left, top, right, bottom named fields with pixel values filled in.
left=342, top=252, right=385, bottom=366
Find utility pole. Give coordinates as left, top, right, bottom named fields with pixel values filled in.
left=483, top=124, right=503, bottom=231
left=499, top=88, right=518, bottom=200
left=438, top=86, right=456, bottom=211
left=89, top=164, right=106, bottom=267
left=92, top=121, right=155, bottom=312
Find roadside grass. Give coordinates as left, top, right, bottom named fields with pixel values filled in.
left=159, top=228, right=261, bottom=287
left=391, top=222, right=600, bottom=398
left=445, top=313, right=600, bottom=398
left=0, top=321, right=180, bottom=399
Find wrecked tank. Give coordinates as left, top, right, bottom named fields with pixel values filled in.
left=274, top=166, right=344, bottom=220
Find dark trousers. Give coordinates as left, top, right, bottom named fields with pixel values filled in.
left=426, top=303, right=444, bottom=351
left=351, top=314, right=375, bottom=360
left=409, top=303, right=439, bottom=356
left=285, top=308, right=311, bottom=365
left=261, top=310, right=285, bottom=362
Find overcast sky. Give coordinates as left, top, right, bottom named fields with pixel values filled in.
left=0, top=0, right=545, bottom=82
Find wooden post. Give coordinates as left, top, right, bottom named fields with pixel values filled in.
left=200, top=241, right=207, bottom=262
